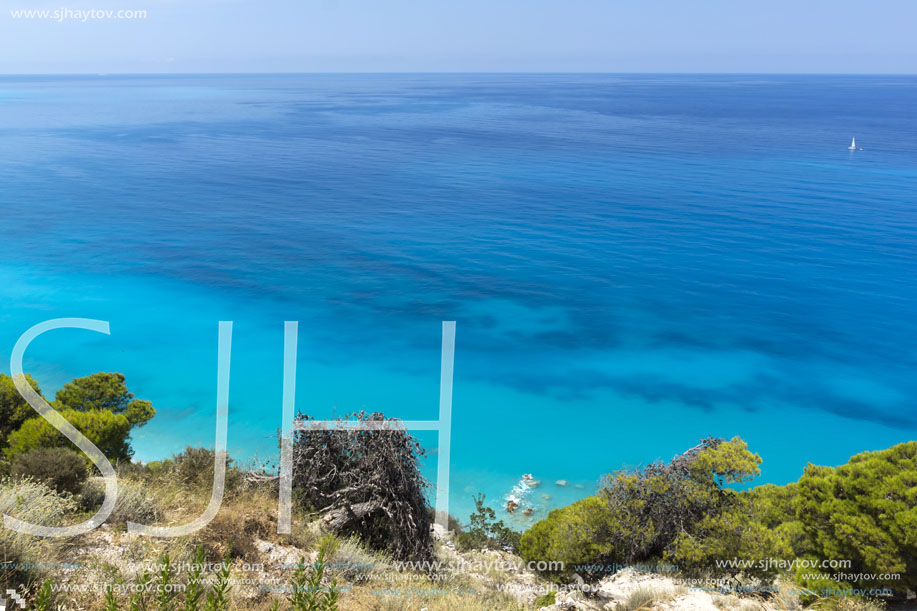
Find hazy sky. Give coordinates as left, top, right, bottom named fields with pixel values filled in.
left=1, top=0, right=916, bottom=74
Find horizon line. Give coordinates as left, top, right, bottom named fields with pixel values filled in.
left=1, top=70, right=917, bottom=77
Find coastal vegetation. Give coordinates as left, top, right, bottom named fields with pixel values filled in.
left=1, top=372, right=155, bottom=463
left=0, top=370, right=914, bottom=610
left=453, top=493, right=521, bottom=553
left=291, top=412, right=433, bottom=563
left=520, top=436, right=915, bottom=602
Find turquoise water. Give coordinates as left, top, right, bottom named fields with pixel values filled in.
left=1, top=74, right=915, bottom=524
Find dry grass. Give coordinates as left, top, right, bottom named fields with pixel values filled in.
left=0, top=477, right=77, bottom=531
left=340, top=574, right=527, bottom=611
left=0, top=477, right=75, bottom=588
left=3, top=471, right=536, bottom=610
left=194, top=508, right=273, bottom=562
left=811, top=596, right=886, bottom=611
left=613, top=585, right=675, bottom=610
left=771, top=580, right=804, bottom=610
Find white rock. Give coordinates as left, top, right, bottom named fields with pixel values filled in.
left=432, top=523, right=453, bottom=542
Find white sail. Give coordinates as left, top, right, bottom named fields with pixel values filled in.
left=849, top=137, right=857, bottom=150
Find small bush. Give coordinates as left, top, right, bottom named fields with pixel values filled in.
left=197, top=509, right=273, bottom=561
left=173, top=446, right=219, bottom=484
left=171, top=446, right=241, bottom=493
left=11, top=447, right=88, bottom=495
left=184, top=546, right=206, bottom=611
left=80, top=477, right=163, bottom=527
left=113, top=460, right=147, bottom=478
left=206, top=554, right=232, bottom=610
left=289, top=535, right=340, bottom=611
left=142, top=458, right=173, bottom=477
left=31, top=580, right=54, bottom=610
left=111, top=479, right=163, bottom=527
left=533, top=592, right=556, bottom=607
left=77, top=477, right=106, bottom=511
left=454, top=494, right=521, bottom=553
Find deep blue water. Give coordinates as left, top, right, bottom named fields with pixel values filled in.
left=1, top=74, right=915, bottom=523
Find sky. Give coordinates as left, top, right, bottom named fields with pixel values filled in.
left=0, top=0, right=916, bottom=74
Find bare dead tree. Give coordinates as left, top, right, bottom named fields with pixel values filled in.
left=291, top=411, right=433, bottom=562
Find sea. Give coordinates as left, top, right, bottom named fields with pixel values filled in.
left=1, top=74, right=915, bottom=524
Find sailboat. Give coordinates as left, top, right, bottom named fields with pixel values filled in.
left=848, top=137, right=861, bottom=151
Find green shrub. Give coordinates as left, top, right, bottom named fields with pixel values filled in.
left=522, top=438, right=916, bottom=597
left=533, top=592, right=556, bottom=607
left=130, top=570, right=153, bottom=610
left=454, top=494, right=521, bottom=553
left=184, top=546, right=206, bottom=611
left=77, top=477, right=106, bottom=511
left=32, top=580, right=54, bottom=610
left=205, top=554, right=232, bottom=611
left=5, top=408, right=133, bottom=462
left=156, top=551, right=178, bottom=610
left=113, top=460, right=148, bottom=479
left=10, top=447, right=88, bottom=495
left=171, top=446, right=241, bottom=492
left=0, top=373, right=43, bottom=449
left=520, top=495, right=619, bottom=582
left=143, top=458, right=174, bottom=477
left=795, top=442, right=916, bottom=596
left=103, top=586, right=119, bottom=611
left=289, top=536, right=340, bottom=611
left=602, top=436, right=761, bottom=564
left=521, top=437, right=762, bottom=583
